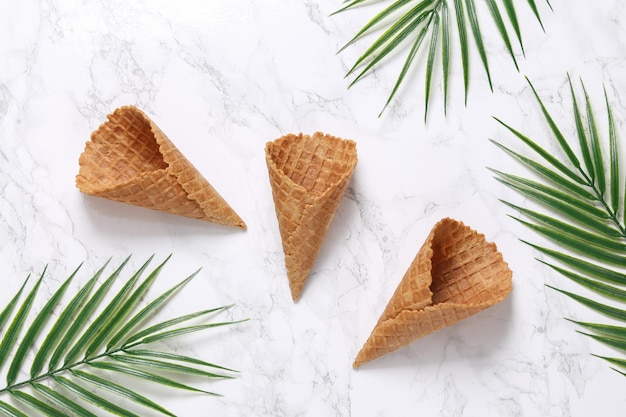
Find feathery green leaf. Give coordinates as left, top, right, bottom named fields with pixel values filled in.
left=523, top=241, right=626, bottom=286
left=0, top=270, right=45, bottom=370
left=336, top=0, right=418, bottom=52
left=491, top=169, right=607, bottom=219
left=440, top=0, right=450, bottom=112
left=501, top=0, right=524, bottom=53
left=54, top=375, right=143, bottom=417
left=489, top=140, right=598, bottom=201
left=346, top=1, right=434, bottom=81
left=84, top=254, right=166, bottom=358
left=578, top=331, right=626, bottom=353
left=111, top=354, right=233, bottom=379
left=122, top=349, right=237, bottom=373
left=7, top=265, right=79, bottom=386
left=123, top=306, right=233, bottom=347
left=72, top=370, right=176, bottom=417
left=494, top=177, right=618, bottom=237
left=424, top=12, right=439, bottom=121
left=547, top=285, right=626, bottom=322
left=134, top=321, right=245, bottom=347
left=0, top=399, right=29, bottom=417
left=567, top=74, right=595, bottom=183
left=107, top=268, right=200, bottom=350
left=63, top=256, right=147, bottom=365
left=568, top=320, right=626, bottom=341
left=465, top=0, right=492, bottom=91
left=582, top=80, right=606, bottom=196
left=494, top=117, right=585, bottom=184
left=335, top=0, right=549, bottom=118
left=526, top=78, right=582, bottom=171
left=0, top=277, right=30, bottom=336
left=332, top=0, right=378, bottom=16
left=378, top=11, right=433, bottom=116
left=501, top=201, right=626, bottom=252
left=348, top=7, right=429, bottom=88
left=10, top=389, right=66, bottom=417
left=453, top=0, right=469, bottom=103
left=31, top=383, right=98, bottom=417
left=515, top=218, right=626, bottom=266
left=592, top=355, right=626, bottom=370
left=88, top=361, right=218, bottom=396
left=30, top=261, right=105, bottom=377
left=49, top=257, right=128, bottom=371
left=485, top=0, right=518, bottom=70
left=493, top=76, right=626, bottom=373
left=0, top=256, right=244, bottom=415
left=605, top=87, right=620, bottom=216
left=525, top=0, right=545, bottom=31
left=542, top=262, right=626, bottom=302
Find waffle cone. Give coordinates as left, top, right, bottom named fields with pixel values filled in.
left=353, top=218, right=512, bottom=368
left=265, top=132, right=357, bottom=301
left=76, top=106, right=246, bottom=229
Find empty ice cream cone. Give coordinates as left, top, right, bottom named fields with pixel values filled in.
left=353, top=217, right=512, bottom=368
left=265, top=132, right=357, bottom=301
left=76, top=105, right=246, bottom=229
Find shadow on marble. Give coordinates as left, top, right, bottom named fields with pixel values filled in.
left=353, top=295, right=514, bottom=372
left=79, top=194, right=247, bottom=237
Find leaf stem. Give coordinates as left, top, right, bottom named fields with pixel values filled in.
left=1, top=313, right=242, bottom=398
left=586, top=178, right=626, bottom=237
left=0, top=345, right=129, bottom=394
left=572, top=158, right=626, bottom=236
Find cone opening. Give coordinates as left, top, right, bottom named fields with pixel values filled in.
left=429, top=219, right=510, bottom=306
left=78, top=106, right=168, bottom=190
left=267, top=133, right=357, bottom=197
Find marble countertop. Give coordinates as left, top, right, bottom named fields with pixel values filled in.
left=1, top=1, right=625, bottom=416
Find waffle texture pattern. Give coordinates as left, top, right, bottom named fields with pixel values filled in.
left=353, top=218, right=512, bottom=367
left=76, top=106, right=246, bottom=228
left=265, top=132, right=357, bottom=301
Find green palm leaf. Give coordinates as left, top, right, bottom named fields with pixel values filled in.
left=6, top=265, right=78, bottom=386
left=334, top=0, right=550, bottom=119
left=464, top=0, right=493, bottom=92
left=0, top=399, right=28, bottom=417
left=0, top=272, right=45, bottom=370
left=0, top=256, right=244, bottom=416
left=485, top=0, right=518, bottom=70
left=0, top=278, right=30, bottom=335
left=492, top=75, right=626, bottom=376
left=30, top=260, right=103, bottom=378
left=10, top=390, right=66, bottom=417
left=542, top=263, right=626, bottom=302
left=593, top=355, right=626, bottom=372
left=106, top=268, right=201, bottom=350
left=71, top=370, right=176, bottom=416
left=121, top=349, right=237, bottom=373
left=110, top=354, right=232, bottom=379
left=568, top=321, right=626, bottom=341
left=54, top=375, right=143, bottom=417
left=501, top=0, right=524, bottom=53
left=423, top=11, right=440, bottom=120
left=48, top=257, right=128, bottom=371
left=31, top=383, right=98, bottom=417
left=87, top=361, right=215, bottom=396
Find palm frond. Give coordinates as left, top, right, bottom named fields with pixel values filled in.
left=491, top=75, right=626, bottom=375
left=0, top=256, right=245, bottom=416
left=334, top=0, right=551, bottom=119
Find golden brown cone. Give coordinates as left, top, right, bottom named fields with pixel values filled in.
left=265, top=132, right=357, bottom=301
left=353, top=218, right=512, bottom=368
left=76, top=105, right=246, bottom=229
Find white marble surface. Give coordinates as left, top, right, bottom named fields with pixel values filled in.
left=1, top=0, right=626, bottom=416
